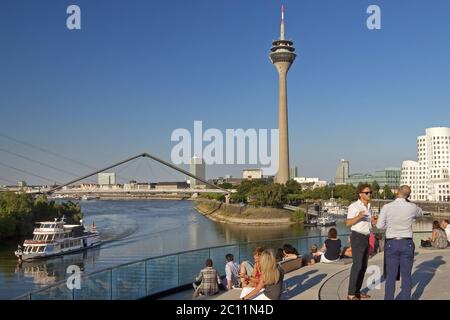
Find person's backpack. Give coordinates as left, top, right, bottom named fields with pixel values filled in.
left=421, top=240, right=432, bottom=247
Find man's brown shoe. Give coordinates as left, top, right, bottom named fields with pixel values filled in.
left=347, top=295, right=360, bottom=300
left=356, top=292, right=371, bottom=299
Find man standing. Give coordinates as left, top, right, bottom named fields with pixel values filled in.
left=376, top=185, right=423, bottom=300
left=346, top=183, right=374, bottom=300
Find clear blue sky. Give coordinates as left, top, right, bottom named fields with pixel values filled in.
left=1, top=0, right=450, bottom=185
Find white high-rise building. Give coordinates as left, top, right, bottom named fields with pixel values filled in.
left=190, top=155, right=205, bottom=188
left=401, top=127, right=450, bottom=202
left=400, top=161, right=419, bottom=199
left=335, top=159, right=349, bottom=185
left=98, top=172, right=116, bottom=185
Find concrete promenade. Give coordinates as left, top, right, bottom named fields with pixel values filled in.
left=162, top=248, right=450, bottom=300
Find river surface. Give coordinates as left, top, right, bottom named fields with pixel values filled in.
left=0, top=200, right=435, bottom=299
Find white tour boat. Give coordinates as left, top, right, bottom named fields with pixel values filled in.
left=14, top=216, right=101, bottom=261
left=316, top=216, right=337, bottom=227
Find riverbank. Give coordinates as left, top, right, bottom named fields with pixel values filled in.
left=195, top=200, right=298, bottom=225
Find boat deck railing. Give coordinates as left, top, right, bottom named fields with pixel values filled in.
left=15, top=231, right=432, bottom=300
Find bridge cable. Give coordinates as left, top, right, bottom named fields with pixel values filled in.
left=0, top=147, right=90, bottom=180
left=0, top=133, right=134, bottom=183
left=0, top=161, right=62, bottom=184
left=0, top=133, right=96, bottom=170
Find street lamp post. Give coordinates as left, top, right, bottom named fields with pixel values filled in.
left=329, top=182, right=336, bottom=200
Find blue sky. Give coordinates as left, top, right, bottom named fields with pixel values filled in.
left=1, top=0, right=450, bottom=185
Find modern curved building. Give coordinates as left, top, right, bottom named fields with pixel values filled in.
left=401, top=127, right=450, bottom=201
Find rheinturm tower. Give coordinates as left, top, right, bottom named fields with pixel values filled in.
left=270, top=5, right=296, bottom=184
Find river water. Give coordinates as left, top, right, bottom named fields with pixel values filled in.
left=0, top=200, right=435, bottom=299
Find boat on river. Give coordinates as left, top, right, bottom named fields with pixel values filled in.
left=316, top=216, right=337, bottom=227
left=14, top=217, right=101, bottom=261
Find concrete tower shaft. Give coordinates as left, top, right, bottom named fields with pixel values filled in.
left=270, top=5, right=296, bottom=184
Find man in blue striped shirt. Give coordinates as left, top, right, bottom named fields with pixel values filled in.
left=224, top=254, right=241, bottom=289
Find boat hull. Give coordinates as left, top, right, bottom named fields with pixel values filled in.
left=16, top=233, right=101, bottom=261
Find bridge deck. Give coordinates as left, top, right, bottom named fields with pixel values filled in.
left=161, top=248, right=450, bottom=300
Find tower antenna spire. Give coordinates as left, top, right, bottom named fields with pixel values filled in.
left=280, top=4, right=285, bottom=40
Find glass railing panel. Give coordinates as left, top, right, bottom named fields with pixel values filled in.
left=297, top=236, right=325, bottom=257
left=30, top=281, right=73, bottom=300
left=111, top=261, right=146, bottom=300
left=146, top=255, right=178, bottom=296
left=178, top=249, right=209, bottom=286
left=74, top=270, right=112, bottom=300
left=209, top=245, right=239, bottom=275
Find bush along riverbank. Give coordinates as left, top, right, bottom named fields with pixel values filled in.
left=0, top=192, right=82, bottom=240
left=195, top=200, right=304, bottom=226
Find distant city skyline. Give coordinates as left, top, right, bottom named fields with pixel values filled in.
left=1, top=0, right=450, bottom=185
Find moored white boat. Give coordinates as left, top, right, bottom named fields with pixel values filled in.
left=14, top=217, right=101, bottom=261
left=317, top=216, right=337, bottom=227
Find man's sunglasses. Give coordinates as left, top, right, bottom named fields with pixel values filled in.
left=361, top=191, right=373, bottom=195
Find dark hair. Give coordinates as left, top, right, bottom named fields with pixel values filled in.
left=328, top=228, right=338, bottom=239
left=357, top=183, right=371, bottom=197
left=445, top=219, right=449, bottom=224
left=433, top=221, right=441, bottom=230
left=275, top=248, right=284, bottom=262
left=225, top=254, right=234, bottom=262
left=205, top=258, right=213, bottom=267
left=282, top=243, right=299, bottom=255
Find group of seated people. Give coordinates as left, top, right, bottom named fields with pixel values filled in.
left=303, top=228, right=352, bottom=265
left=421, top=219, right=450, bottom=249
left=275, top=244, right=300, bottom=263
left=192, top=247, right=284, bottom=300
left=192, top=229, right=352, bottom=300
left=191, top=219, right=450, bottom=299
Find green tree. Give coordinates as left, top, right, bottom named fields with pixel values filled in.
left=285, top=179, right=302, bottom=194
left=218, top=182, right=233, bottom=189
left=199, top=193, right=225, bottom=202
left=248, top=183, right=287, bottom=208
left=290, top=209, right=305, bottom=224
left=230, top=180, right=268, bottom=204
left=0, top=192, right=82, bottom=239
left=382, top=185, right=395, bottom=200
left=334, top=184, right=357, bottom=202
left=371, top=181, right=380, bottom=199
left=287, top=193, right=302, bottom=204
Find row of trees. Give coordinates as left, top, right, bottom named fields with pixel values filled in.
left=204, top=179, right=396, bottom=208
left=0, top=192, right=82, bottom=239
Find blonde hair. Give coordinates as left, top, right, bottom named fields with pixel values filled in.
left=259, top=250, right=280, bottom=285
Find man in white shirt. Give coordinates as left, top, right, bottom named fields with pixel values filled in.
left=440, top=219, right=450, bottom=243
left=346, top=183, right=375, bottom=300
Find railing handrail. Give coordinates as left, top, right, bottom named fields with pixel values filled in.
left=15, top=230, right=433, bottom=300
